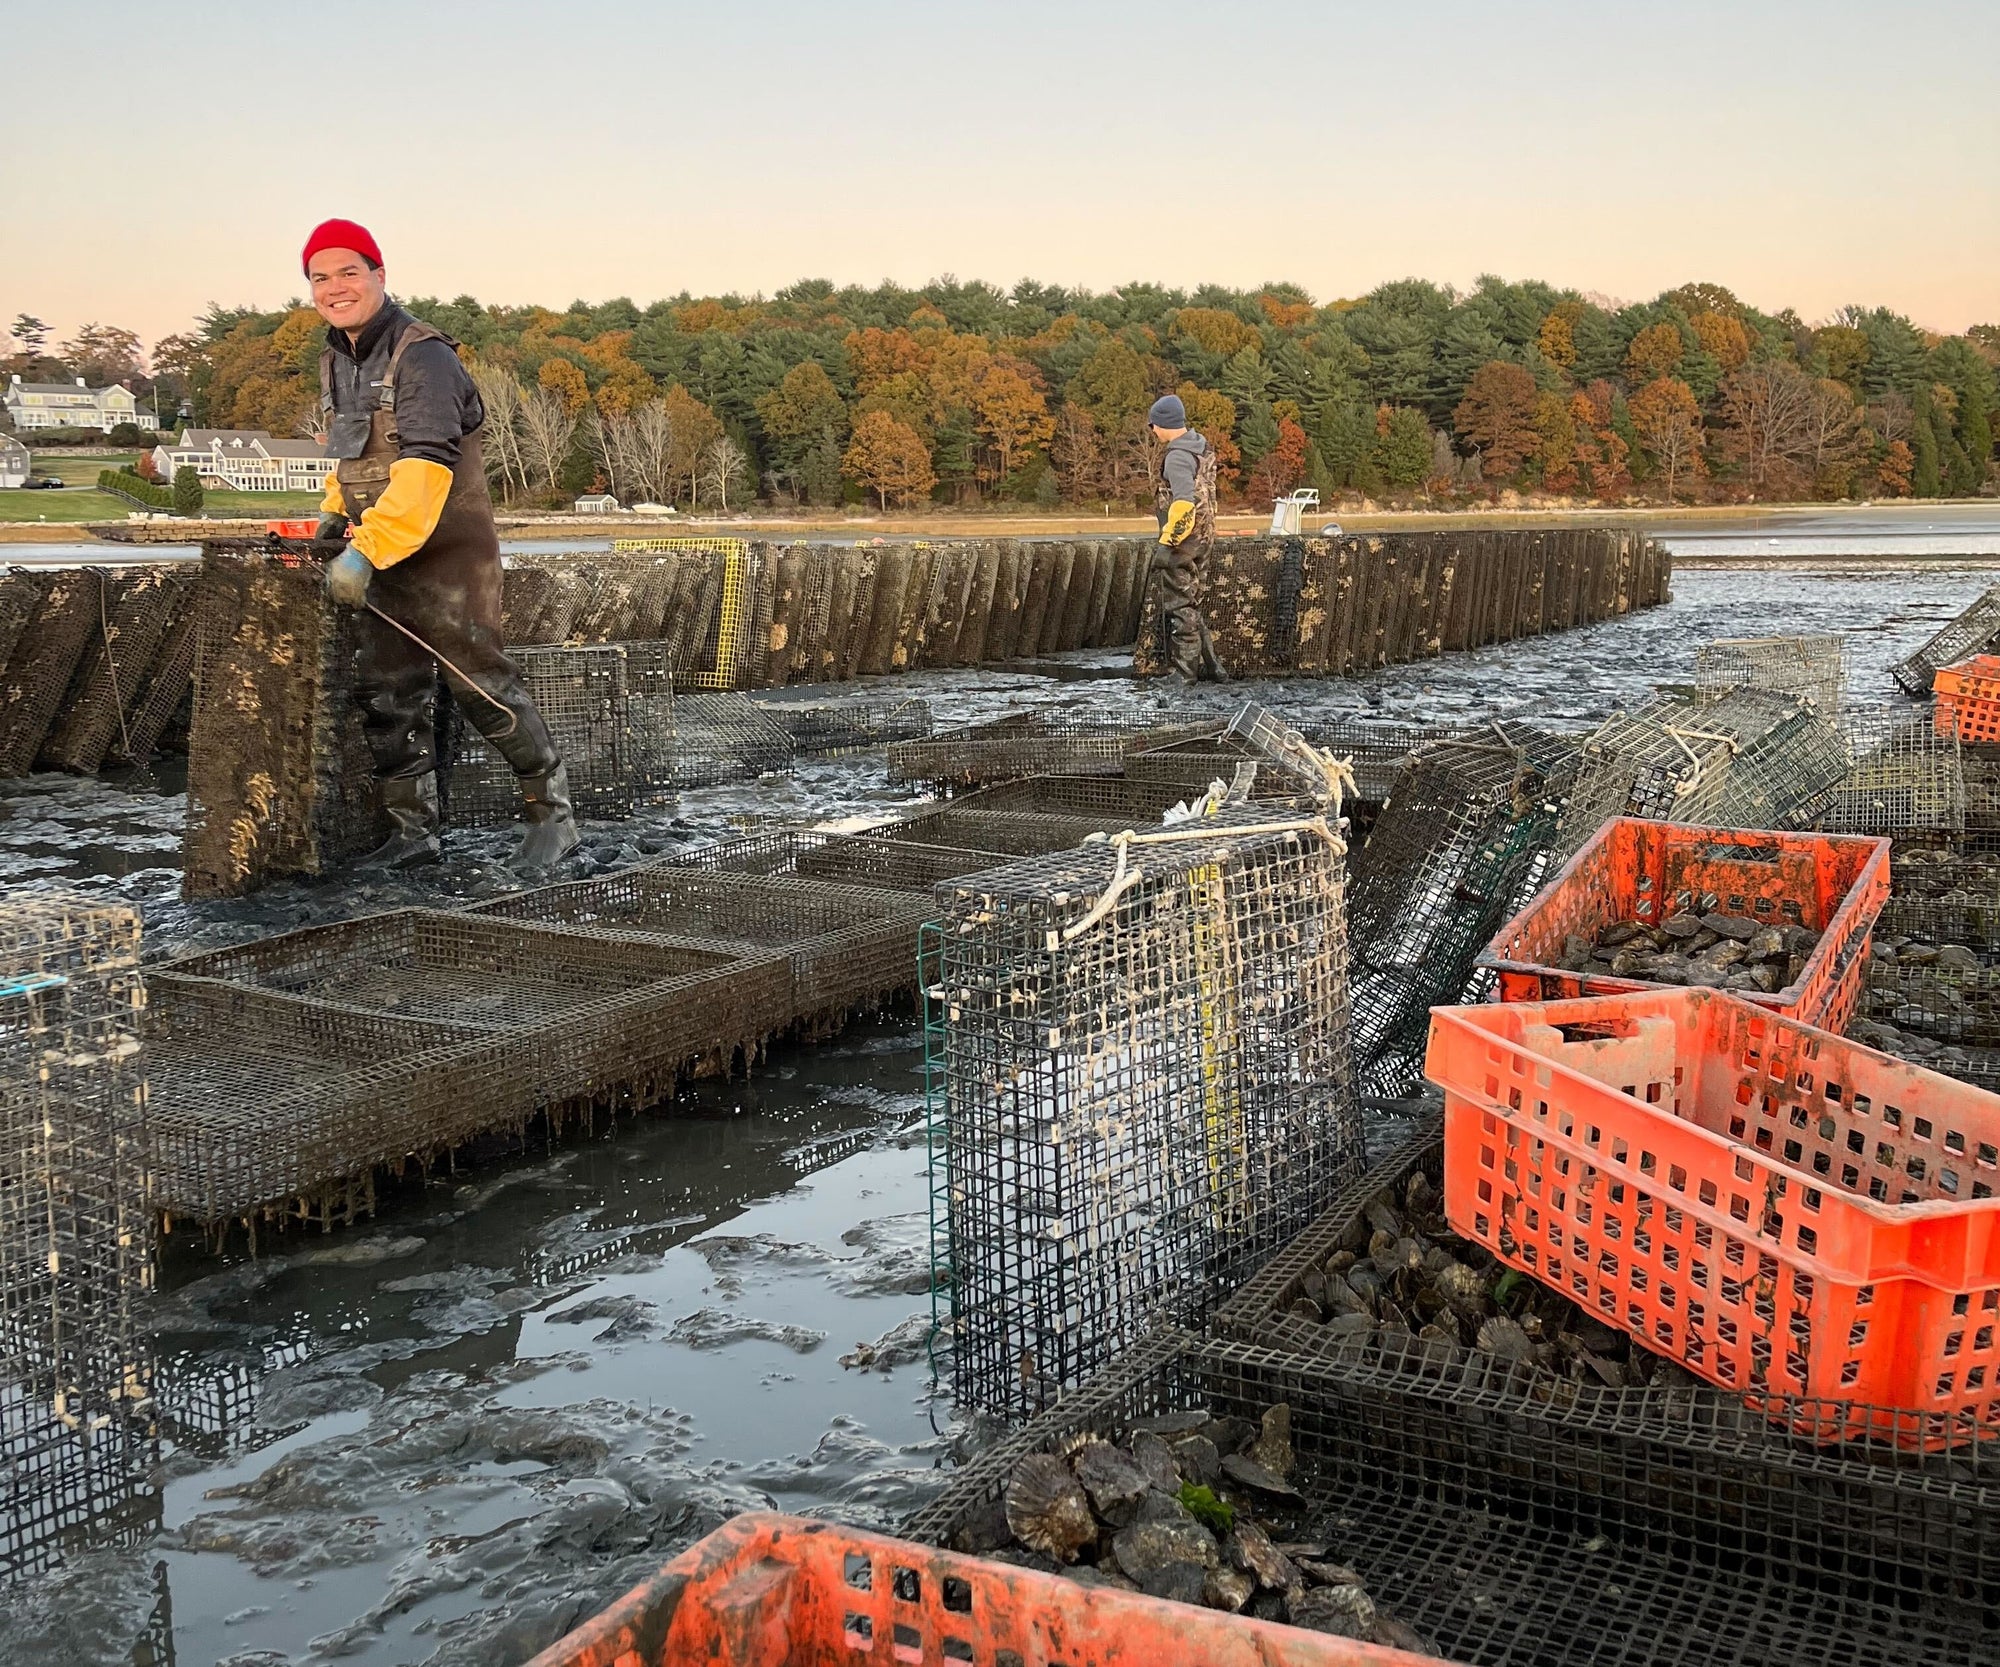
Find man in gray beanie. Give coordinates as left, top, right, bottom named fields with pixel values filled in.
left=1145, top=393, right=1223, bottom=681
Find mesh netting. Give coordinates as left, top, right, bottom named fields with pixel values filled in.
left=182, top=552, right=377, bottom=900
left=1347, top=724, right=1579, bottom=1097
left=1695, top=633, right=1847, bottom=715
left=902, top=1327, right=1997, bottom=1667
left=0, top=569, right=104, bottom=778
left=928, top=809, right=1359, bottom=1420
left=468, top=869, right=928, bottom=1029
left=0, top=890, right=157, bottom=1577
left=443, top=643, right=643, bottom=825
left=1893, top=584, right=2000, bottom=697
left=1808, top=704, right=1966, bottom=838
left=1554, top=688, right=1848, bottom=862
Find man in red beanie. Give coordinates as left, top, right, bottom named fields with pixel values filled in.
left=305, top=217, right=578, bottom=873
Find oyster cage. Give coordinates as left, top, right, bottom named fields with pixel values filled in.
left=1695, top=632, right=1847, bottom=716
left=901, top=1328, right=1997, bottom=1667
left=1, top=890, right=158, bottom=1579
left=444, top=642, right=649, bottom=824
left=1893, top=582, right=2000, bottom=698
left=887, top=712, right=1187, bottom=792
left=183, top=552, right=378, bottom=900
left=926, top=810, right=1360, bottom=1422
left=1807, top=703, right=1966, bottom=838
left=1554, top=686, right=1848, bottom=861
left=663, top=828, right=1014, bottom=893
left=750, top=692, right=934, bottom=757
left=1346, top=723, right=1578, bottom=1098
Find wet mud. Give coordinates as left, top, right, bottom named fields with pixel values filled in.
left=0, top=564, right=1990, bottom=1666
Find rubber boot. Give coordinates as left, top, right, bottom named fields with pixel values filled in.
left=1165, top=608, right=1205, bottom=685
left=358, top=773, right=442, bottom=871
left=1193, top=614, right=1229, bottom=683
left=510, top=762, right=581, bottom=874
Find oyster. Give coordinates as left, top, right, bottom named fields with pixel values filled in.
left=1003, top=1452, right=1095, bottom=1563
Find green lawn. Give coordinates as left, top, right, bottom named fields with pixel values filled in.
left=0, top=488, right=141, bottom=523
left=0, top=448, right=319, bottom=523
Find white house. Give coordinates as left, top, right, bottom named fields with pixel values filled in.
left=0, top=435, right=28, bottom=488
left=574, top=493, right=622, bottom=513
left=4, top=376, right=156, bottom=432
left=150, top=428, right=331, bottom=492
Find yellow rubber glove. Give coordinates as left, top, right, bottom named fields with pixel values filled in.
left=319, top=471, right=346, bottom=518
left=350, top=458, right=453, bottom=569
left=1159, top=499, right=1197, bottom=547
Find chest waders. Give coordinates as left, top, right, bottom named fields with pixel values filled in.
left=321, top=316, right=580, bottom=872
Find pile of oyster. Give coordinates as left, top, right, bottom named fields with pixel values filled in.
left=1550, top=901, right=1818, bottom=997
left=953, top=1403, right=1427, bottom=1649
left=1851, top=930, right=1999, bottom=1078
left=1283, top=1164, right=1699, bottom=1390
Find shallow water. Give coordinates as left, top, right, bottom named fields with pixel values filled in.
left=0, top=563, right=1992, bottom=1666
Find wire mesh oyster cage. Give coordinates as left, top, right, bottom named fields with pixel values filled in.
left=749, top=692, right=934, bottom=756
left=162, top=909, right=795, bottom=1122
left=1345, top=722, right=1580, bottom=1099
left=925, top=807, right=1360, bottom=1422
left=1694, top=633, right=1847, bottom=716
left=1893, top=583, right=2000, bottom=698
left=900, top=1327, right=1995, bottom=1667
left=467, top=868, right=930, bottom=1028
left=1553, top=686, right=1849, bottom=863
left=443, top=642, right=645, bottom=825
left=1805, top=702, right=1966, bottom=839
left=663, top=828, right=1016, bottom=892
left=887, top=712, right=1189, bottom=792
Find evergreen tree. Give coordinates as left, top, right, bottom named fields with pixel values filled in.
left=1911, top=390, right=1941, bottom=497
left=1313, top=403, right=1373, bottom=489
left=1372, top=408, right=1432, bottom=489
left=1237, top=401, right=1279, bottom=466
left=171, top=465, right=203, bottom=514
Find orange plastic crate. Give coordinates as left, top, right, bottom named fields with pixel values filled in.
left=1932, top=655, right=2000, bottom=746
left=525, top=1511, right=1447, bottom=1667
left=1426, top=986, right=2000, bottom=1443
left=1480, top=818, right=1889, bottom=1033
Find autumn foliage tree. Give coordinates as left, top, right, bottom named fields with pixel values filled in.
left=1453, top=361, right=1540, bottom=481
left=843, top=410, right=936, bottom=509
left=1628, top=377, right=1705, bottom=502
left=972, top=364, right=1054, bottom=486
left=1625, top=323, right=1685, bottom=384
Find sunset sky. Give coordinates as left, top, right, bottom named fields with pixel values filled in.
left=8, top=0, right=1995, bottom=356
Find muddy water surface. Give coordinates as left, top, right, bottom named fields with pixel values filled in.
left=0, top=565, right=1990, bottom=1666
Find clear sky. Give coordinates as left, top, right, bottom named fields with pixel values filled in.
left=7, top=0, right=1996, bottom=355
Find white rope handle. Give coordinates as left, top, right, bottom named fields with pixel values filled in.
left=1061, top=814, right=1346, bottom=942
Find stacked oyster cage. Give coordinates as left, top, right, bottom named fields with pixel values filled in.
left=1553, top=685, right=1850, bottom=862
left=0, top=890, right=157, bottom=1578
left=1345, top=721, right=1580, bottom=1098
left=927, top=789, right=1361, bottom=1422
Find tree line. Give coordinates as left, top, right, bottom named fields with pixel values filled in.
left=10, top=278, right=1994, bottom=509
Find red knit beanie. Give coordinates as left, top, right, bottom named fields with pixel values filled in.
left=302, top=218, right=383, bottom=276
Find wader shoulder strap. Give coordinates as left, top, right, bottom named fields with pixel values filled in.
left=379, top=319, right=459, bottom=410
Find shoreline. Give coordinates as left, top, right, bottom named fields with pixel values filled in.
left=5, top=497, right=1996, bottom=547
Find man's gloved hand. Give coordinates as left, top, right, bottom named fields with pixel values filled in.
left=1159, top=499, right=1197, bottom=547
left=324, top=546, right=375, bottom=607
left=314, top=511, right=350, bottom=544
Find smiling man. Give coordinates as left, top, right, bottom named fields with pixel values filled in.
left=305, top=217, right=579, bottom=873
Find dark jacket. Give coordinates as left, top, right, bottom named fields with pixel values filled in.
left=323, top=303, right=483, bottom=470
